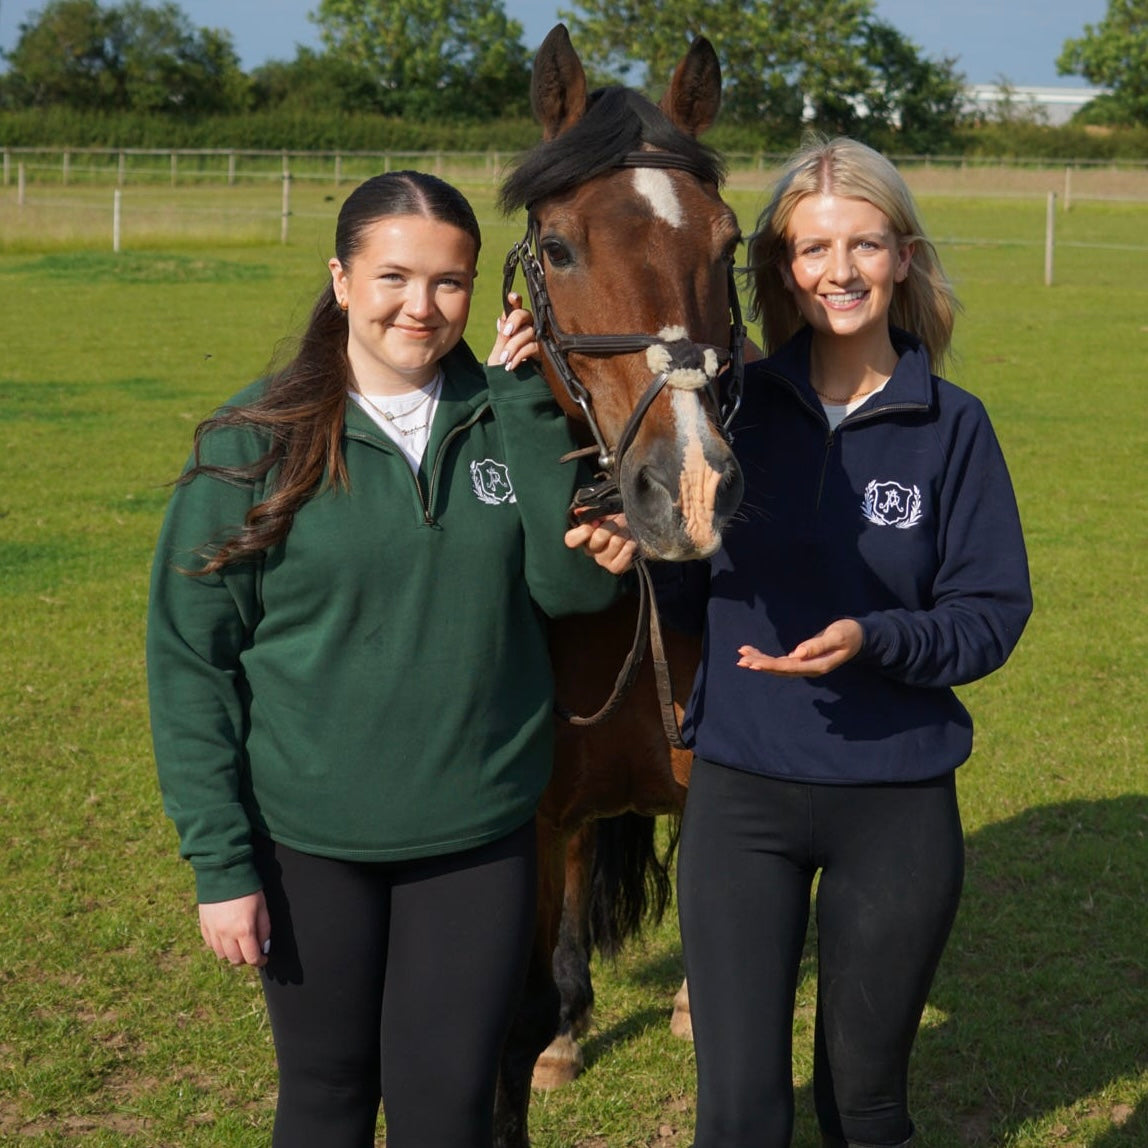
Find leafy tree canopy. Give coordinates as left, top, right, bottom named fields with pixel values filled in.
left=248, top=47, right=381, bottom=115
left=311, top=0, right=532, bottom=120
left=1057, top=0, right=1148, bottom=126
left=555, top=0, right=965, bottom=148
left=0, top=0, right=247, bottom=115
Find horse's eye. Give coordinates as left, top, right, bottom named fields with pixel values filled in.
left=541, top=238, right=574, bottom=269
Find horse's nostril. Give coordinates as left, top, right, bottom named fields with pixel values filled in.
left=632, top=463, right=675, bottom=504
left=716, top=464, right=745, bottom=518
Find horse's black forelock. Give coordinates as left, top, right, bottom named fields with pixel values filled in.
left=498, top=87, right=726, bottom=214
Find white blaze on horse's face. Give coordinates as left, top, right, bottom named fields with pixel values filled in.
left=645, top=326, right=726, bottom=556
left=632, top=169, right=685, bottom=229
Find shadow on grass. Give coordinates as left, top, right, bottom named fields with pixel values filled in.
left=579, top=1005, right=678, bottom=1073
left=916, top=795, right=1147, bottom=1145
left=584, top=796, right=1146, bottom=1147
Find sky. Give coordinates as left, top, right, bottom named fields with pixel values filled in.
left=0, top=0, right=1109, bottom=89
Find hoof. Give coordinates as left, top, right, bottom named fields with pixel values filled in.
left=531, top=1033, right=583, bottom=1091
left=670, top=979, right=693, bottom=1041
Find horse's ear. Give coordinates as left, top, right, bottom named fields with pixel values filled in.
left=531, top=24, right=589, bottom=140
left=660, top=36, right=721, bottom=137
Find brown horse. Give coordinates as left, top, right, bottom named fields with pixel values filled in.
left=492, top=25, right=740, bottom=1148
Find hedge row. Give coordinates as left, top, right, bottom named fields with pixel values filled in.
left=951, top=122, right=1148, bottom=161
left=0, top=108, right=544, bottom=151
left=2, top=107, right=1147, bottom=161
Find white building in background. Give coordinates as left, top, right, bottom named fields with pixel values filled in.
left=962, top=84, right=1108, bottom=126
left=800, top=85, right=1107, bottom=130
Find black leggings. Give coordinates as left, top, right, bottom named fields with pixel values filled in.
left=254, top=821, right=536, bottom=1148
left=678, top=759, right=964, bottom=1148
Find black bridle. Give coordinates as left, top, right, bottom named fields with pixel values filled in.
left=501, top=151, right=745, bottom=476
left=502, top=149, right=746, bottom=746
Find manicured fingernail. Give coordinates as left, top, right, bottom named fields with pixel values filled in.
left=500, top=350, right=510, bottom=364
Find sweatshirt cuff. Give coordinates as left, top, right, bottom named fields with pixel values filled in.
left=194, top=859, right=263, bottom=905
left=484, top=361, right=554, bottom=401
left=852, top=612, right=896, bottom=668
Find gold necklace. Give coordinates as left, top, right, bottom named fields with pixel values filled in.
left=813, top=385, right=875, bottom=405
left=812, top=376, right=888, bottom=405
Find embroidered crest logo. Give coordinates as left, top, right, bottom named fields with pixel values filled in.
left=470, top=459, right=517, bottom=505
left=861, top=480, right=923, bottom=529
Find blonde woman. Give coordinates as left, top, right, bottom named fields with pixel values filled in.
left=577, top=138, right=1031, bottom=1147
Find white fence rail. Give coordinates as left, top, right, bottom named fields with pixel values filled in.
left=3, top=146, right=1148, bottom=193
left=3, top=150, right=1146, bottom=273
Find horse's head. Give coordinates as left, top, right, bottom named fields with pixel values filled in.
left=501, top=25, right=744, bottom=562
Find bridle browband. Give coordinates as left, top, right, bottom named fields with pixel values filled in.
left=501, top=148, right=746, bottom=746
left=501, top=151, right=745, bottom=474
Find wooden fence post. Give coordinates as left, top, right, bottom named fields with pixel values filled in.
left=1064, top=165, right=1072, bottom=212
left=335, top=151, right=342, bottom=187
left=63, top=150, right=71, bottom=185
left=2, top=149, right=9, bottom=186
left=228, top=149, right=237, bottom=186
left=18, top=161, right=26, bottom=206
left=118, top=151, right=126, bottom=186
left=281, top=171, right=291, bottom=245
left=171, top=151, right=178, bottom=188
left=113, top=188, right=122, bottom=252
left=1044, top=191, right=1055, bottom=287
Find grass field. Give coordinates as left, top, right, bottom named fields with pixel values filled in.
left=0, top=181, right=1145, bottom=1146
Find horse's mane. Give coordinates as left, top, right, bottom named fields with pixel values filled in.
left=499, top=86, right=726, bottom=212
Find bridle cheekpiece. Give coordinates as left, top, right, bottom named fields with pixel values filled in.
left=501, top=150, right=745, bottom=482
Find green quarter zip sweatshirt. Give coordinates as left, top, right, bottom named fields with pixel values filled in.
left=147, top=344, right=619, bottom=903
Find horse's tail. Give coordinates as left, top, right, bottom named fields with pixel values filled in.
left=587, top=812, right=681, bottom=960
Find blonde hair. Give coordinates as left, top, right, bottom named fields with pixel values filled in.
left=746, top=136, right=958, bottom=372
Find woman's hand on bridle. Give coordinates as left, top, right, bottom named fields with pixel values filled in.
left=488, top=292, right=540, bottom=371
left=565, top=513, right=637, bottom=575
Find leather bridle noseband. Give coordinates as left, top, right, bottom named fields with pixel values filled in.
left=502, top=151, right=745, bottom=475
left=501, top=149, right=746, bottom=747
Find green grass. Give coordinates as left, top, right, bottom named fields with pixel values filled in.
left=0, top=187, right=1145, bottom=1146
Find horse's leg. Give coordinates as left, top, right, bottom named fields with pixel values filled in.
left=494, top=817, right=566, bottom=1148
left=531, top=821, right=595, bottom=1090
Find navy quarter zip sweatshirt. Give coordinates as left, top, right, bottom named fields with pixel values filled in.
left=666, top=326, right=1032, bottom=784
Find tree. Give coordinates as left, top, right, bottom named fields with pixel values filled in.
left=556, top=0, right=965, bottom=147
left=1, top=0, right=120, bottom=108
left=857, top=19, right=965, bottom=152
left=112, top=1, right=247, bottom=115
left=311, top=0, right=532, bottom=119
left=0, top=0, right=247, bottom=115
left=1057, top=0, right=1148, bottom=125
left=249, top=48, right=383, bottom=115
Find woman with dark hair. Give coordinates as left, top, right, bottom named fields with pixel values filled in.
left=147, top=170, right=618, bottom=1148
left=576, top=138, right=1031, bottom=1147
